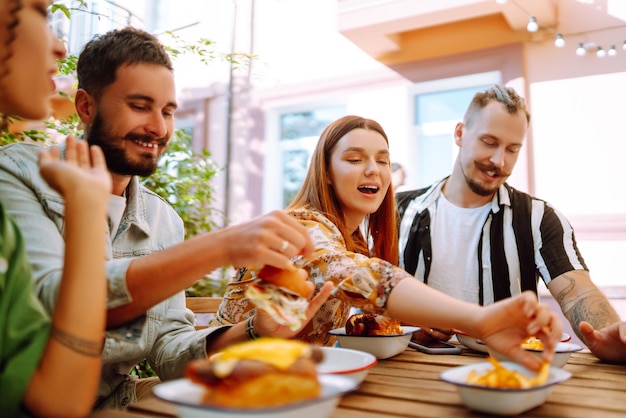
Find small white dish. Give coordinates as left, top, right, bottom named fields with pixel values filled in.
left=153, top=374, right=358, bottom=418
left=316, top=347, right=377, bottom=385
left=488, top=341, right=583, bottom=368
left=328, top=326, right=419, bottom=359
left=457, top=332, right=572, bottom=355
left=440, top=361, right=571, bottom=415
left=456, top=333, right=488, bottom=353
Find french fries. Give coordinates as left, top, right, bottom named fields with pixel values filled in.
left=521, top=337, right=545, bottom=350
left=466, top=357, right=550, bottom=389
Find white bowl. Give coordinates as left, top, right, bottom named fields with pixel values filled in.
left=456, top=332, right=572, bottom=356
left=153, top=374, right=358, bottom=418
left=440, top=361, right=571, bottom=416
left=455, top=333, right=488, bottom=353
left=488, top=341, right=583, bottom=368
left=316, top=347, right=377, bottom=385
left=328, top=326, right=419, bottom=359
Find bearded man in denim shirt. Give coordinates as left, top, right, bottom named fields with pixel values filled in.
left=0, top=27, right=332, bottom=410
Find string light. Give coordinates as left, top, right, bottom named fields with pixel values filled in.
left=526, top=16, right=538, bottom=33
left=496, top=0, right=624, bottom=57
left=554, top=33, right=565, bottom=48
left=608, top=45, right=617, bottom=56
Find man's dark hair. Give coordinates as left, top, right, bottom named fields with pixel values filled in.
left=76, top=26, right=173, bottom=100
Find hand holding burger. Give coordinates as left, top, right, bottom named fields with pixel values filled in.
left=245, top=265, right=312, bottom=331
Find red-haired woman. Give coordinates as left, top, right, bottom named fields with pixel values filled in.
left=212, top=115, right=563, bottom=372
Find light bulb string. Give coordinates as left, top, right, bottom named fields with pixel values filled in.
left=498, top=0, right=626, bottom=56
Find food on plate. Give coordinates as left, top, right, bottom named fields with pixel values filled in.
left=245, top=265, right=309, bottom=330
left=465, top=357, right=550, bottom=389
left=345, top=313, right=403, bottom=336
left=186, top=338, right=324, bottom=408
left=521, top=337, right=545, bottom=350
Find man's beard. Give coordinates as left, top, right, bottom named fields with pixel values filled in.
left=86, top=113, right=166, bottom=177
left=461, top=162, right=508, bottom=197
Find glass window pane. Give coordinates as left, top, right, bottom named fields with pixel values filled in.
left=413, top=83, right=491, bottom=187
left=415, top=85, right=490, bottom=125
left=278, top=107, right=345, bottom=207
left=280, top=108, right=344, bottom=141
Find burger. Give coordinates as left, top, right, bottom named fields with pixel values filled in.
left=185, top=338, right=323, bottom=408
left=245, top=265, right=310, bottom=331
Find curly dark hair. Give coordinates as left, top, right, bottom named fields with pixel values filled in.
left=76, top=26, right=173, bottom=100
left=0, top=0, right=22, bottom=130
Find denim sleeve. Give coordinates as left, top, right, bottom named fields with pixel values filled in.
left=0, top=143, right=134, bottom=313
left=146, top=291, right=232, bottom=380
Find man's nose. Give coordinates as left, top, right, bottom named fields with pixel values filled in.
left=490, top=147, right=506, bottom=167
left=145, top=113, right=167, bottom=138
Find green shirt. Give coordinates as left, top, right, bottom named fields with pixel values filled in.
left=0, top=204, right=50, bottom=417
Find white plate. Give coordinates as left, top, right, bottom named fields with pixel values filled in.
left=316, top=347, right=377, bottom=385
left=329, top=326, right=419, bottom=359
left=440, top=361, right=571, bottom=415
left=153, top=374, right=357, bottom=418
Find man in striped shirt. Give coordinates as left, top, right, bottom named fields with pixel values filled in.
left=397, top=84, right=626, bottom=364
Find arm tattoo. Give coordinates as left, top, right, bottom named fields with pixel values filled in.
left=555, top=273, right=618, bottom=336
left=50, top=325, right=104, bottom=357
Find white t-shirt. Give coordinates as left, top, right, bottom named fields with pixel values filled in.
left=427, top=194, right=491, bottom=304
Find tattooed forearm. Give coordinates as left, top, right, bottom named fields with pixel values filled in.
left=555, top=273, right=619, bottom=339
left=554, top=274, right=576, bottom=305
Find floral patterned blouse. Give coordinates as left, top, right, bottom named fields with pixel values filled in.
left=209, top=208, right=411, bottom=346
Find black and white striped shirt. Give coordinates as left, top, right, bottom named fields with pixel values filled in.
left=396, top=178, right=588, bottom=305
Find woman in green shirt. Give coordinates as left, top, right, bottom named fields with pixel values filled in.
left=0, top=0, right=111, bottom=416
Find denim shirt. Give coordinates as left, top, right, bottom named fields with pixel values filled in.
left=0, top=142, right=228, bottom=410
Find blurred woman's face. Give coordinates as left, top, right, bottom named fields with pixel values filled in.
left=328, top=128, right=391, bottom=232
left=0, top=0, right=66, bottom=120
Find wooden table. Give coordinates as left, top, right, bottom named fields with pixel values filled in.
left=91, top=347, right=626, bottom=418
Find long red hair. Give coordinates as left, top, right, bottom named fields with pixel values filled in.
left=287, top=115, right=399, bottom=265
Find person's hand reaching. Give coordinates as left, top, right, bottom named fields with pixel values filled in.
left=478, top=291, right=563, bottom=371
left=253, top=278, right=335, bottom=339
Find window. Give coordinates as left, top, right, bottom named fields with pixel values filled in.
left=278, top=108, right=345, bottom=207
left=410, top=72, right=500, bottom=188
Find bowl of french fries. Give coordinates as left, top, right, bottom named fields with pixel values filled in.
left=440, top=357, right=571, bottom=416
left=487, top=337, right=583, bottom=367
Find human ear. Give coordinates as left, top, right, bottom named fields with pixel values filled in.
left=74, top=89, right=96, bottom=124
left=454, top=122, right=464, bottom=146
